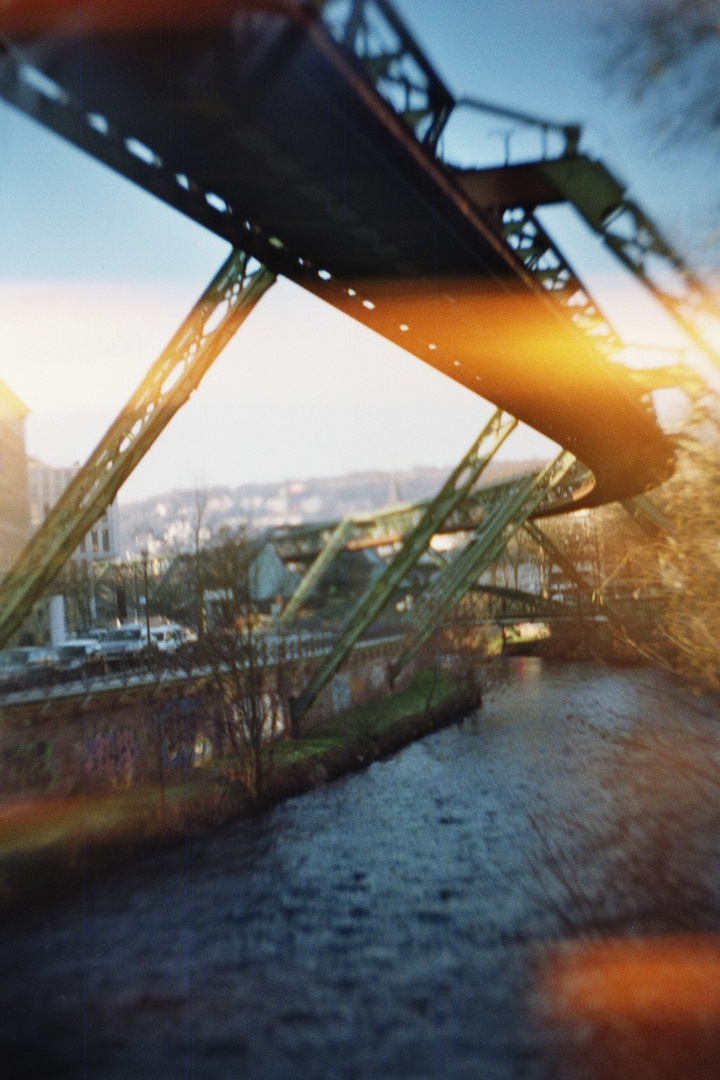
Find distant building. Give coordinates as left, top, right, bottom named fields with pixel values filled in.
left=202, top=540, right=302, bottom=622
left=27, top=459, right=121, bottom=560
left=0, top=378, right=31, bottom=577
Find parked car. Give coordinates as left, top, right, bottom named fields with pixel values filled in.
left=53, top=638, right=104, bottom=678
left=85, top=628, right=108, bottom=644
left=101, top=624, right=150, bottom=664
left=0, top=646, right=55, bottom=692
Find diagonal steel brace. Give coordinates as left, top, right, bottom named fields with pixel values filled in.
left=389, top=451, right=578, bottom=681
left=280, top=516, right=356, bottom=623
left=0, top=250, right=275, bottom=648
left=522, top=518, right=625, bottom=633
left=280, top=473, right=538, bottom=622
left=621, top=494, right=674, bottom=538
left=290, top=408, right=517, bottom=723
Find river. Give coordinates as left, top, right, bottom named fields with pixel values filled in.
left=2, top=660, right=720, bottom=1079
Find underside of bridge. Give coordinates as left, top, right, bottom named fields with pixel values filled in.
left=0, top=0, right=692, bottom=652
left=0, top=0, right=673, bottom=501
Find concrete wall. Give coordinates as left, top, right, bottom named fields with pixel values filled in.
left=0, top=640, right=412, bottom=798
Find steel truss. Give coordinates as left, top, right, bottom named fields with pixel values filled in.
left=501, top=206, right=716, bottom=472
left=459, top=154, right=720, bottom=375
left=314, top=0, right=454, bottom=148
left=0, top=251, right=275, bottom=649
left=0, top=41, right=303, bottom=284
left=0, top=1, right=693, bottom=667
left=319, top=3, right=719, bottom=381
left=279, top=475, right=523, bottom=623
left=469, top=583, right=571, bottom=621
left=312, top=8, right=645, bottom=364
left=290, top=409, right=517, bottom=722
left=538, top=157, right=720, bottom=365
left=388, top=452, right=578, bottom=683
left=521, top=519, right=625, bottom=634
left=276, top=470, right=543, bottom=582
left=462, top=150, right=720, bottom=544
left=280, top=518, right=357, bottom=624
left=500, top=208, right=624, bottom=358
left=279, top=503, right=434, bottom=626
left=319, top=4, right=720, bottom=383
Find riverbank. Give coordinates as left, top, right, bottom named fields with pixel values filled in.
left=5, top=661, right=719, bottom=1080
left=0, top=670, right=478, bottom=917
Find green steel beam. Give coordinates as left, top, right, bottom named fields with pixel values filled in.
left=522, top=519, right=625, bottom=633
left=461, top=153, right=720, bottom=373
left=621, top=494, right=674, bottom=538
left=314, top=0, right=455, bottom=148
left=538, top=156, right=720, bottom=365
left=280, top=500, right=434, bottom=622
left=280, top=516, right=355, bottom=623
left=625, top=364, right=708, bottom=399
left=290, top=408, right=518, bottom=721
left=459, top=582, right=570, bottom=619
left=274, top=472, right=533, bottom=569
left=389, top=451, right=578, bottom=681
left=279, top=475, right=524, bottom=622
left=499, top=206, right=624, bottom=359
left=0, top=250, right=275, bottom=649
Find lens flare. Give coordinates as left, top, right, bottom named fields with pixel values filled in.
left=538, top=935, right=720, bottom=1080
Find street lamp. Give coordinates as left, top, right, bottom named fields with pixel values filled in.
left=141, top=549, right=151, bottom=645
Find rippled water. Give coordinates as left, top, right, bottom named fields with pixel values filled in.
left=3, top=660, right=720, bottom=1079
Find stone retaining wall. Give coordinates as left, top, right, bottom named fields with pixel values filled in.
left=0, top=640, right=413, bottom=798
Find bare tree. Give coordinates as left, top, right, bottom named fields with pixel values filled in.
left=418, top=591, right=507, bottom=711
left=193, top=486, right=209, bottom=640
left=200, top=529, right=288, bottom=798
left=652, top=442, right=720, bottom=688
left=502, top=528, right=543, bottom=593
left=539, top=436, right=720, bottom=682
left=600, top=0, right=720, bottom=145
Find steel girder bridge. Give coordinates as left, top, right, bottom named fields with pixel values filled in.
left=0, top=0, right=716, bottom=721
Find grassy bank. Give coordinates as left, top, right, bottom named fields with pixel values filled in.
left=0, top=670, right=477, bottom=916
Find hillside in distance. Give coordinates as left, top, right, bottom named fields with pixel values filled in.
left=121, top=460, right=546, bottom=556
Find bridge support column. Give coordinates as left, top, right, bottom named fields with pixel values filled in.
left=280, top=499, right=461, bottom=625
left=280, top=517, right=355, bottom=624
left=389, top=451, right=578, bottom=683
left=0, top=250, right=275, bottom=649
left=289, top=408, right=517, bottom=723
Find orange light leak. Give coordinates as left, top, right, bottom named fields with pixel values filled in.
left=538, top=936, right=720, bottom=1080
left=0, top=788, right=171, bottom=865
left=329, top=277, right=665, bottom=491
left=336, top=277, right=634, bottom=408
left=0, top=0, right=297, bottom=37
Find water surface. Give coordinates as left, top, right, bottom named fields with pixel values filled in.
left=3, top=660, right=720, bottom=1079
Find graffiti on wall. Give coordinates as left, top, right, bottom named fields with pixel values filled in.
left=84, top=726, right=140, bottom=783
left=2, top=739, right=57, bottom=793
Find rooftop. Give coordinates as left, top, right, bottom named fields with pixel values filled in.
left=0, top=378, right=29, bottom=419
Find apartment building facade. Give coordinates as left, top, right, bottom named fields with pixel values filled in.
left=0, top=378, right=31, bottom=577
left=27, top=459, right=121, bottom=560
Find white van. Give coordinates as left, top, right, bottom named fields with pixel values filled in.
left=102, top=624, right=149, bottom=660
left=149, top=625, right=185, bottom=653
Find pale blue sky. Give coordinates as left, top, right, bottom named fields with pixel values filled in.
left=0, top=0, right=713, bottom=502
